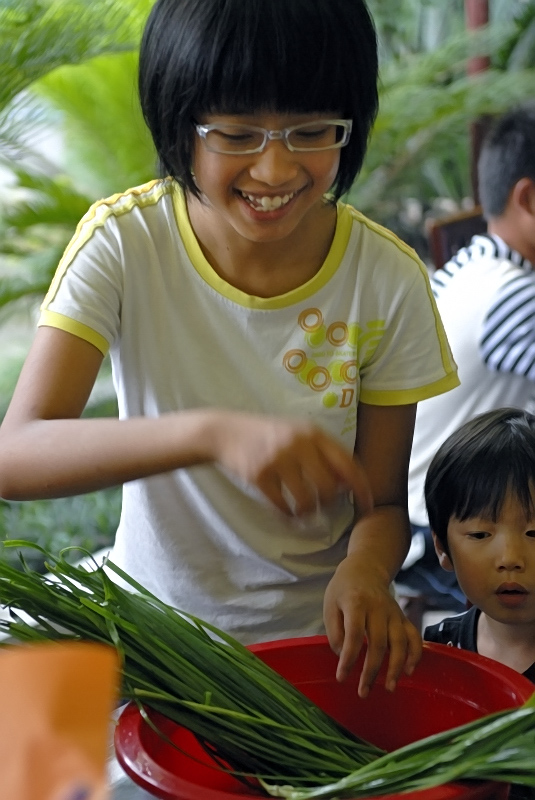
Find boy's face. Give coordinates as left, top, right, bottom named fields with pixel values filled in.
left=433, top=491, right=535, bottom=626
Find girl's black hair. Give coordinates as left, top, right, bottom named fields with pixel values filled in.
left=425, top=408, right=535, bottom=554
left=138, top=0, right=378, bottom=201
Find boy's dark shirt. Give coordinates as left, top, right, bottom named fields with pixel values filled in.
left=425, top=606, right=535, bottom=800
left=424, top=605, right=535, bottom=682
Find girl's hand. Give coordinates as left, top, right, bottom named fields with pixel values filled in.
left=323, top=554, right=422, bottom=697
left=209, top=412, right=373, bottom=517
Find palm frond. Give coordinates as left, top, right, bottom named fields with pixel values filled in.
left=0, top=0, right=152, bottom=112
left=496, top=1, right=535, bottom=68
left=0, top=246, right=64, bottom=307
left=2, top=169, right=92, bottom=229
left=379, top=23, right=516, bottom=89
left=351, top=57, right=535, bottom=214
left=0, top=91, right=54, bottom=161
left=35, top=52, right=157, bottom=194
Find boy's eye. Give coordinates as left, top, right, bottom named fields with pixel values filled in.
left=466, top=531, right=489, bottom=540
left=526, top=529, right=535, bottom=538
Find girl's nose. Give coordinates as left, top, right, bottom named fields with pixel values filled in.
left=248, top=141, right=299, bottom=186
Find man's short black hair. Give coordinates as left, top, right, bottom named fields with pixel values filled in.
left=478, top=104, right=535, bottom=218
left=425, top=408, right=535, bottom=553
left=138, top=0, right=378, bottom=201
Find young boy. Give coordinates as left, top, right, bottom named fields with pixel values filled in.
left=423, top=407, right=535, bottom=683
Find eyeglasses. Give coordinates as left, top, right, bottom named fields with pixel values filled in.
left=194, top=119, right=352, bottom=155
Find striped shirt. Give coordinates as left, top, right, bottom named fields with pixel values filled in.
left=432, top=233, right=535, bottom=379
left=408, top=232, right=535, bottom=527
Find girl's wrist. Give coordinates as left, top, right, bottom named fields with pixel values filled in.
left=175, top=408, right=236, bottom=464
left=340, top=551, right=392, bottom=586
left=165, top=408, right=225, bottom=465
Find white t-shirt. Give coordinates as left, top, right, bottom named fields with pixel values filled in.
left=40, top=178, right=458, bottom=642
left=408, top=233, right=535, bottom=527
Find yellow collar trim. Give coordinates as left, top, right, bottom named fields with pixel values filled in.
left=171, top=187, right=353, bottom=309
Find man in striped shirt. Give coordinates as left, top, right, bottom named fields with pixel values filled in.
left=399, top=104, right=535, bottom=613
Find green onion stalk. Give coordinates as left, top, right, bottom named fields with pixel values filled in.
left=0, top=541, right=383, bottom=788
left=1, top=541, right=535, bottom=798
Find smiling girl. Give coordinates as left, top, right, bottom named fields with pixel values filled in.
left=0, top=0, right=458, bottom=697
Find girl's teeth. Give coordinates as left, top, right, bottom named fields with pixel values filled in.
left=243, top=192, right=294, bottom=211
left=261, top=196, right=282, bottom=210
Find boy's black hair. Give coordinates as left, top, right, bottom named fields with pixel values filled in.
left=425, top=408, right=535, bottom=553
left=138, top=0, right=378, bottom=201
left=478, top=103, right=535, bottom=218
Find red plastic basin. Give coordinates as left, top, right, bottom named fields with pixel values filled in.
left=114, top=636, right=534, bottom=800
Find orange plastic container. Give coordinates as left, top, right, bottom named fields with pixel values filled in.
left=114, top=636, right=534, bottom=800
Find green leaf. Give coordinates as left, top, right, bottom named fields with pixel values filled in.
left=0, top=0, right=152, bottom=112
left=35, top=52, right=157, bottom=195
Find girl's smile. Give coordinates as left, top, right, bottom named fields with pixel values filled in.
left=235, top=187, right=302, bottom=214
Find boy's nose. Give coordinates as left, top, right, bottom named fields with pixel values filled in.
left=248, top=140, right=300, bottom=186
left=496, top=540, right=525, bottom=571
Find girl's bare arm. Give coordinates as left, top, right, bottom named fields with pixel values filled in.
left=0, top=327, right=223, bottom=499
left=323, top=401, right=422, bottom=694
left=0, top=327, right=373, bottom=518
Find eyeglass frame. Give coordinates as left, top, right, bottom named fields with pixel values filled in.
left=194, top=119, right=353, bottom=154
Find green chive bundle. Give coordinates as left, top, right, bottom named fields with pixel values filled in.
left=2, top=540, right=535, bottom=799
left=0, top=541, right=383, bottom=787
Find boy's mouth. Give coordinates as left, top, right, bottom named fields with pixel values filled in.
left=496, top=583, right=527, bottom=594
left=238, top=189, right=299, bottom=212
left=496, top=583, right=529, bottom=607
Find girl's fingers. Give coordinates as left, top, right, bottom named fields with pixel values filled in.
left=328, top=598, right=423, bottom=696
left=336, top=626, right=366, bottom=685
left=255, top=475, right=291, bottom=515
left=356, top=623, right=388, bottom=698
left=402, top=620, right=422, bottom=676
left=382, top=625, right=410, bottom=693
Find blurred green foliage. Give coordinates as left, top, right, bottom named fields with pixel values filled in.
left=0, top=488, right=121, bottom=571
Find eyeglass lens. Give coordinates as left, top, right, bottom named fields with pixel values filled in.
left=203, top=122, right=348, bottom=153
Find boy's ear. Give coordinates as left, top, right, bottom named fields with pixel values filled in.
left=431, top=531, right=455, bottom=572
left=511, top=177, right=535, bottom=217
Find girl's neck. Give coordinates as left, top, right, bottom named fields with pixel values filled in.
left=477, top=612, right=535, bottom=675
left=186, top=194, right=338, bottom=298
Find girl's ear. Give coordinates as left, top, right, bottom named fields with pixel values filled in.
left=431, top=531, right=455, bottom=572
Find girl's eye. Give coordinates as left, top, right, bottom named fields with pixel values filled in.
left=204, top=127, right=263, bottom=152
left=526, top=530, right=535, bottom=538
left=295, top=126, right=329, bottom=139
left=216, top=129, right=255, bottom=143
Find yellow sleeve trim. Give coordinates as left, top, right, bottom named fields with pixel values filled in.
left=345, top=205, right=458, bottom=378
left=360, top=372, right=460, bottom=406
left=42, top=178, right=174, bottom=309
left=38, top=310, right=110, bottom=356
